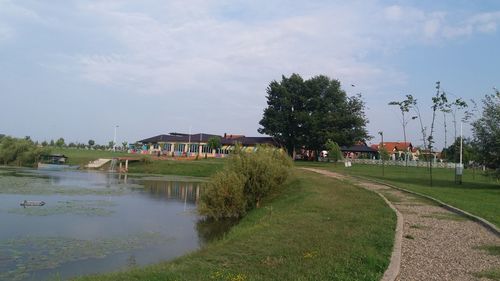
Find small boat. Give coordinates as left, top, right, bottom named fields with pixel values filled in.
left=20, top=200, right=46, bottom=207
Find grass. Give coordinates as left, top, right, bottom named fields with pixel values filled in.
left=474, top=268, right=500, bottom=280
left=128, top=158, right=225, bottom=177
left=297, top=162, right=500, bottom=228
left=74, top=169, right=396, bottom=281
left=52, top=148, right=225, bottom=177
left=476, top=245, right=500, bottom=256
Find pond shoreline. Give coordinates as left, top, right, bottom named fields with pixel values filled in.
left=0, top=167, right=220, bottom=281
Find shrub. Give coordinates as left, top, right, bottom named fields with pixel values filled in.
left=200, top=145, right=292, bottom=219
left=0, top=136, right=49, bottom=166
left=325, top=140, right=343, bottom=163
left=199, top=170, right=247, bottom=219
left=140, top=156, right=152, bottom=164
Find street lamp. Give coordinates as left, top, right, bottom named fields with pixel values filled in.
left=113, top=125, right=119, bottom=152
left=378, top=131, right=384, bottom=177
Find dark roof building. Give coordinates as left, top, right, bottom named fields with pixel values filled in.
left=138, top=132, right=279, bottom=147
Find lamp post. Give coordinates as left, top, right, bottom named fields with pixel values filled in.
left=457, top=121, right=463, bottom=184
left=378, top=131, right=384, bottom=177
left=113, top=125, right=119, bottom=152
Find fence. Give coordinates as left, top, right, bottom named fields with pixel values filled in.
left=340, top=159, right=456, bottom=169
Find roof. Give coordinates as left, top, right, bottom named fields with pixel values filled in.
left=40, top=154, right=68, bottom=159
left=138, top=133, right=279, bottom=146
left=372, top=142, right=413, bottom=152
left=341, top=144, right=377, bottom=153
left=138, top=133, right=220, bottom=143
left=221, top=136, right=278, bottom=146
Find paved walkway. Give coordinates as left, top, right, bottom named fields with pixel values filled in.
left=302, top=168, right=500, bottom=281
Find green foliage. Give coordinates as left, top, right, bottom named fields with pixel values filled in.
left=441, top=137, right=475, bottom=164
left=55, top=137, right=65, bottom=147
left=472, top=89, right=500, bottom=178
left=378, top=146, right=390, bottom=161
left=325, top=140, right=342, bottom=163
left=0, top=136, right=50, bottom=166
left=88, top=139, right=95, bottom=147
left=198, top=170, right=247, bottom=219
left=258, top=73, right=369, bottom=156
left=200, top=146, right=293, bottom=219
left=206, top=136, right=221, bottom=151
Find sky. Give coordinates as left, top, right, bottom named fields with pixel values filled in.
left=0, top=0, right=499, bottom=149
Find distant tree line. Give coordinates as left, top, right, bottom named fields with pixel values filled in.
left=36, top=138, right=129, bottom=151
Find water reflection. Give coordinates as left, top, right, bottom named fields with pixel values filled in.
left=140, top=180, right=201, bottom=204
left=0, top=168, right=237, bottom=281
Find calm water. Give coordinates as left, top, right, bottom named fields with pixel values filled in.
left=0, top=167, right=230, bottom=281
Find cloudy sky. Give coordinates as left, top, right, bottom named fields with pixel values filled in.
left=0, top=0, right=499, bottom=148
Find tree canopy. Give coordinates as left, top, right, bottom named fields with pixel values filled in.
left=441, top=137, right=475, bottom=165
left=0, top=136, right=49, bottom=166
left=472, top=89, right=500, bottom=178
left=258, top=74, right=369, bottom=156
left=207, top=136, right=222, bottom=151
left=325, top=140, right=342, bottom=163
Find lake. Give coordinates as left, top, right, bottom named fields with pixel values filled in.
left=0, top=167, right=230, bottom=281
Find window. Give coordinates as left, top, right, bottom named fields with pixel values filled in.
left=189, top=144, right=199, bottom=153
left=175, top=144, right=185, bottom=152
left=163, top=143, right=172, bottom=151
left=201, top=145, right=210, bottom=153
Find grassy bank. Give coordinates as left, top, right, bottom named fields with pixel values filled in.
left=298, top=162, right=500, bottom=228
left=128, top=158, right=225, bottom=177
left=52, top=148, right=224, bottom=177
left=75, top=169, right=395, bottom=281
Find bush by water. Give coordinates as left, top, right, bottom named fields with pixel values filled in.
left=199, top=146, right=292, bottom=220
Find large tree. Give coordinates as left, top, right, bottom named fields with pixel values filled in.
left=472, top=89, right=500, bottom=178
left=258, top=74, right=306, bottom=156
left=259, top=74, right=369, bottom=157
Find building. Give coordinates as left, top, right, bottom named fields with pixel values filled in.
left=370, top=142, right=414, bottom=160
left=341, top=142, right=378, bottom=159
left=136, top=132, right=279, bottom=157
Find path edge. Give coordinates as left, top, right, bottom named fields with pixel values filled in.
left=351, top=175, right=500, bottom=238
left=300, top=168, right=403, bottom=281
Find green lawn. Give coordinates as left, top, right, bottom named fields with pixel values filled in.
left=75, top=169, right=395, bottom=281
left=52, top=148, right=225, bottom=177
left=127, top=158, right=225, bottom=177
left=298, top=161, right=500, bottom=228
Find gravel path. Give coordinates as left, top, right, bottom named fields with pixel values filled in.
left=302, top=168, right=500, bottom=281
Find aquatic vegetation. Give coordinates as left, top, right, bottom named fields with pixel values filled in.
left=0, top=232, right=174, bottom=281
left=0, top=174, right=139, bottom=195
left=8, top=200, right=116, bottom=216
left=0, top=167, right=208, bottom=280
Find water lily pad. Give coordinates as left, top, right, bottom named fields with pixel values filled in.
left=0, top=233, right=174, bottom=281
